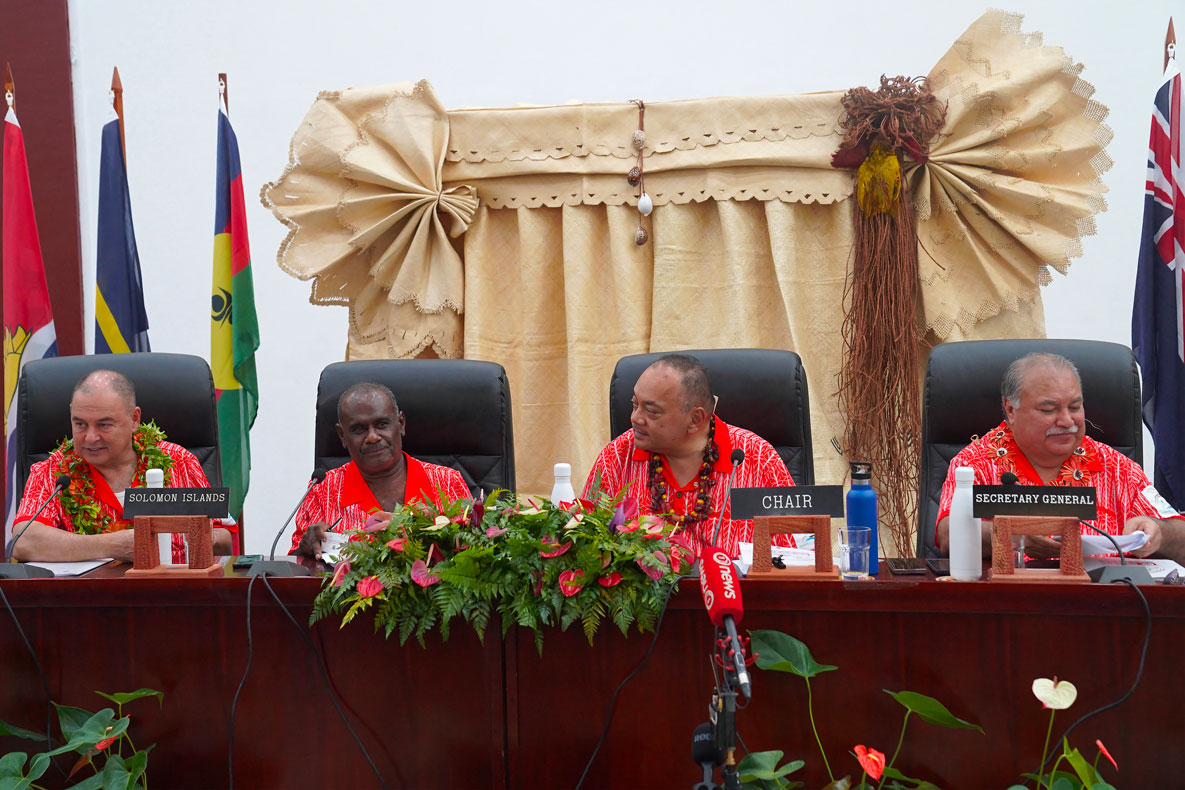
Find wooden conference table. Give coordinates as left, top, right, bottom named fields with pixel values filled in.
left=0, top=562, right=1181, bottom=789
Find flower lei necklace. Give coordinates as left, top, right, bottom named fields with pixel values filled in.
left=648, top=418, right=719, bottom=526
left=54, top=421, right=174, bottom=535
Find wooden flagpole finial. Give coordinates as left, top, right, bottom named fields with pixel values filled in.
left=111, top=66, right=127, bottom=164
left=218, top=72, right=228, bottom=113
left=5, top=62, right=14, bottom=110
left=1166, top=18, right=1176, bottom=71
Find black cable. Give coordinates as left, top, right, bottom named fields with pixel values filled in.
left=0, top=583, right=67, bottom=779
left=573, top=574, right=687, bottom=790
left=258, top=573, right=389, bottom=789
left=1040, top=577, right=1151, bottom=771
left=227, top=572, right=259, bottom=790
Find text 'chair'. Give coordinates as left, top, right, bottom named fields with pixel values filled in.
left=918, top=339, right=1142, bottom=558
left=608, top=348, right=814, bottom=485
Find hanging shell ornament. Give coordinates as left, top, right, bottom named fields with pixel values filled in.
left=627, top=166, right=641, bottom=186
left=637, top=192, right=653, bottom=216
left=634, top=226, right=648, bottom=245
left=632, top=129, right=646, bottom=150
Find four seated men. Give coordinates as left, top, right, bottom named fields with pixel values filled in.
left=11, top=369, right=233, bottom=562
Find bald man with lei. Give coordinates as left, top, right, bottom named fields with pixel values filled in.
left=583, top=354, right=796, bottom=559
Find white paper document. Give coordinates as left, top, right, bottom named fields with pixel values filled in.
left=24, top=559, right=112, bottom=577
left=738, top=538, right=823, bottom=575
left=1054, top=530, right=1147, bottom=555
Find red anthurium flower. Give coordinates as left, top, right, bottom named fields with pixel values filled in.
left=558, top=569, right=586, bottom=596
left=357, top=575, right=384, bottom=597
left=854, top=745, right=885, bottom=780
left=539, top=536, right=572, bottom=558
left=386, top=538, right=406, bottom=552
left=598, top=572, right=623, bottom=588
left=95, top=736, right=115, bottom=751
left=331, top=560, right=351, bottom=587
left=410, top=560, right=442, bottom=587
left=1096, top=739, right=1118, bottom=770
left=636, top=552, right=668, bottom=580
left=617, top=523, right=639, bottom=533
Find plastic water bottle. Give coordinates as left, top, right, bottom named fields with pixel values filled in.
left=948, top=466, right=982, bottom=580
left=550, top=463, right=576, bottom=506
left=145, top=468, right=171, bottom=563
left=846, top=462, right=879, bottom=576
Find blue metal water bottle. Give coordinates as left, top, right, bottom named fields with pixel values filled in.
left=847, top=462, right=878, bottom=576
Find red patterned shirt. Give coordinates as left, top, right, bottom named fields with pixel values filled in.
left=15, top=441, right=225, bottom=562
left=936, top=421, right=1183, bottom=546
left=583, top=416, right=795, bottom=559
left=289, top=454, right=471, bottom=552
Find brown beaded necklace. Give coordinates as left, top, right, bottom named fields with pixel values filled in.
left=648, top=418, right=719, bottom=526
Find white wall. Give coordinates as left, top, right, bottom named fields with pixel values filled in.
left=65, top=0, right=1173, bottom=552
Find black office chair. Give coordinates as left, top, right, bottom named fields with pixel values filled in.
left=16, top=353, right=224, bottom=496
left=918, top=339, right=1143, bottom=558
left=314, top=360, right=515, bottom=497
left=608, top=349, right=814, bottom=485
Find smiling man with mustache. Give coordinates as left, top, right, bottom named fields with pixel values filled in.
left=935, top=353, right=1185, bottom=562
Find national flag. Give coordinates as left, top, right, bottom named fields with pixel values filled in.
left=212, top=92, right=260, bottom=525
left=3, top=103, right=58, bottom=545
left=1133, top=51, right=1185, bottom=511
left=94, top=107, right=149, bottom=353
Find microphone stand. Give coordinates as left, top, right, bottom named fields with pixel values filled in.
left=710, top=638, right=743, bottom=790
left=1079, top=519, right=1155, bottom=585
left=0, top=477, right=71, bottom=579
left=248, top=472, right=326, bottom=577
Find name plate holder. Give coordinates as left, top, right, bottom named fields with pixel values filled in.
left=123, top=487, right=229, bottom=579
left=732, top=486, right=845, bottom=581
left=973, top=485, right=1095, bottom=585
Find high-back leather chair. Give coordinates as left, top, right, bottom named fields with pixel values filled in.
left=918, top=339, right=1143, bottom=557
left=314, top=360, right=515, bottom=496
left=16, top=353, right=224, bottom=496
left=608, top=349, right=814, bottom=484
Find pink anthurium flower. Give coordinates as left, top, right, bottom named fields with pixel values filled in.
left=1032, top=677, right=1077, bottom=710
left=361, top=513, right=390, bottom=532
left=854, top=745, right=885, bottom=780
left=539, top=536, right=572, bottom=558
left=485, top=525, right=508, bottom=538
left=386, top=538, right=406, bottom=552
left=331, top=560, right=351, bottom=587
left=598, top=572, right=622, bottom=588
left=410, top=559, right=442, bottom=587
left=637, top=552, right=668, bottom=580
left=558, top=569, right=586, bottom=596
left=356, top=575, right=384, bottom=598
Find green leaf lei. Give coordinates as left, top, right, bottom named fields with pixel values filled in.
left=54, top=421, right=174, bottom=535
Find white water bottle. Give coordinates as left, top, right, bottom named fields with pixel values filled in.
left=550, top=463, right=576, bottom=505
left=948, top=466, right=982, bottom=581
left=145, top=468, right=172, bottom=562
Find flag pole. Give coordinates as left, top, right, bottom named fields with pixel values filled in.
left=1166, top=18, right=1176, bottom=72
left=219, top=72, right=228, bottom=115
left=110, top=67, right=126, bottom=165
left=4, top=62, right=13, bottom=110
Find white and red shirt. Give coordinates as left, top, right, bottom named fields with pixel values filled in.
left=583, top=416, right=795, bottom=558
left=15, top=441, right=226, bottom=562
left=936, top=421, right=1182, bottom=548
left=289, top=454, right=470, bottom=552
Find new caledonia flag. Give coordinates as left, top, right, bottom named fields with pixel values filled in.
left=212, top=85, right=259, bottom=523
left=1134, top=45, right=1185, bottom=511
left=3, top=98, right=58, bottom=541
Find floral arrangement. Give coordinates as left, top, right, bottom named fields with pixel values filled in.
left=1009, top=677, right=1118, bottom=790
left=0, top=688, right=162, bottom=788
left=310, top=491, right=692, bottom=650
left=55, top=421, right=174, bottom=535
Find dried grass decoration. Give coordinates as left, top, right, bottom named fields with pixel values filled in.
left=831, top=76, right=946, bottom=557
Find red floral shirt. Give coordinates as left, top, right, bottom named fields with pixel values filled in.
left=289, top=454, right=470, bottom=552
left=15, top=441, right=226, bottom=563
left=583, top=416, right=796, bottom=559
left=936, top=421, right=1182, bottom=546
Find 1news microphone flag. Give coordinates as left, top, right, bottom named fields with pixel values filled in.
left=3, top=93, right=59, bottom=548
left=94, top=71, right=150, bottom=354
left=212, top=76, right=260, bottom=525
left=1133, top=42, right=1185, bottom=511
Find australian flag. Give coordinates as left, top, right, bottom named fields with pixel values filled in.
left=1133, top=52, right=1185, bottom=511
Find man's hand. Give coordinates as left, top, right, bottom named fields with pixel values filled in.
left=105, top=529, right=136, bottom=563
left=1124, top=515, right=1165, bottom=558
left=1019, top=534, right=1062, bottom=560
left=295, top=522, right=329, bottom=560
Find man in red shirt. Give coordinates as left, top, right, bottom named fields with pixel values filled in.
left=12, top=370, right=233, bottom=563
left=291, top=382, right=470, bottom=559
left=583, top=354, right=795, bottom=559
left=935, top=352, right=1185, bottom=561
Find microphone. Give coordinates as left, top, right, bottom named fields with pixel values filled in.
left=1001, top=472, right=1019, bottom=487
left=698, top=545, right=751, bottom=700
left=249, top=467, right=328, bottom=578
left=0, top=474, right=71, bottom=579
left=709, top=449, right=745, bottom=547
left=691, top=721, right=723, bottom=790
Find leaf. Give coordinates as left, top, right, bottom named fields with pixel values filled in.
left=94, top=689, right=163, bottom=708
left=54, top=703, right=98, bottom=741
left=735, top=750, right=804, bottom=781
left=1050, top=777, right=1077, bottom=790
left=0, top=752, right=29, bottom=781
left=750, top=630, right=838, bottom=679
left=883, top=690, right=983, bottom=731
left=0, top=720, right=45, bottom=742
left=1062, top=742, right=1099, bottom=786
left=821, top=777, right=852, bottom=790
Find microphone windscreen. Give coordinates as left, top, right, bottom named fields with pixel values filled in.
left=691, top=722, right=722, bottom=766
left=698, top=545, right=743, bottom=627
left=731, top=448, right=745, bottom=466
left=311, top=466, right=328, bottom=484
left=1001, top=472, right=1019, bottom=486
left=56, top=474, right=72, bottom=490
